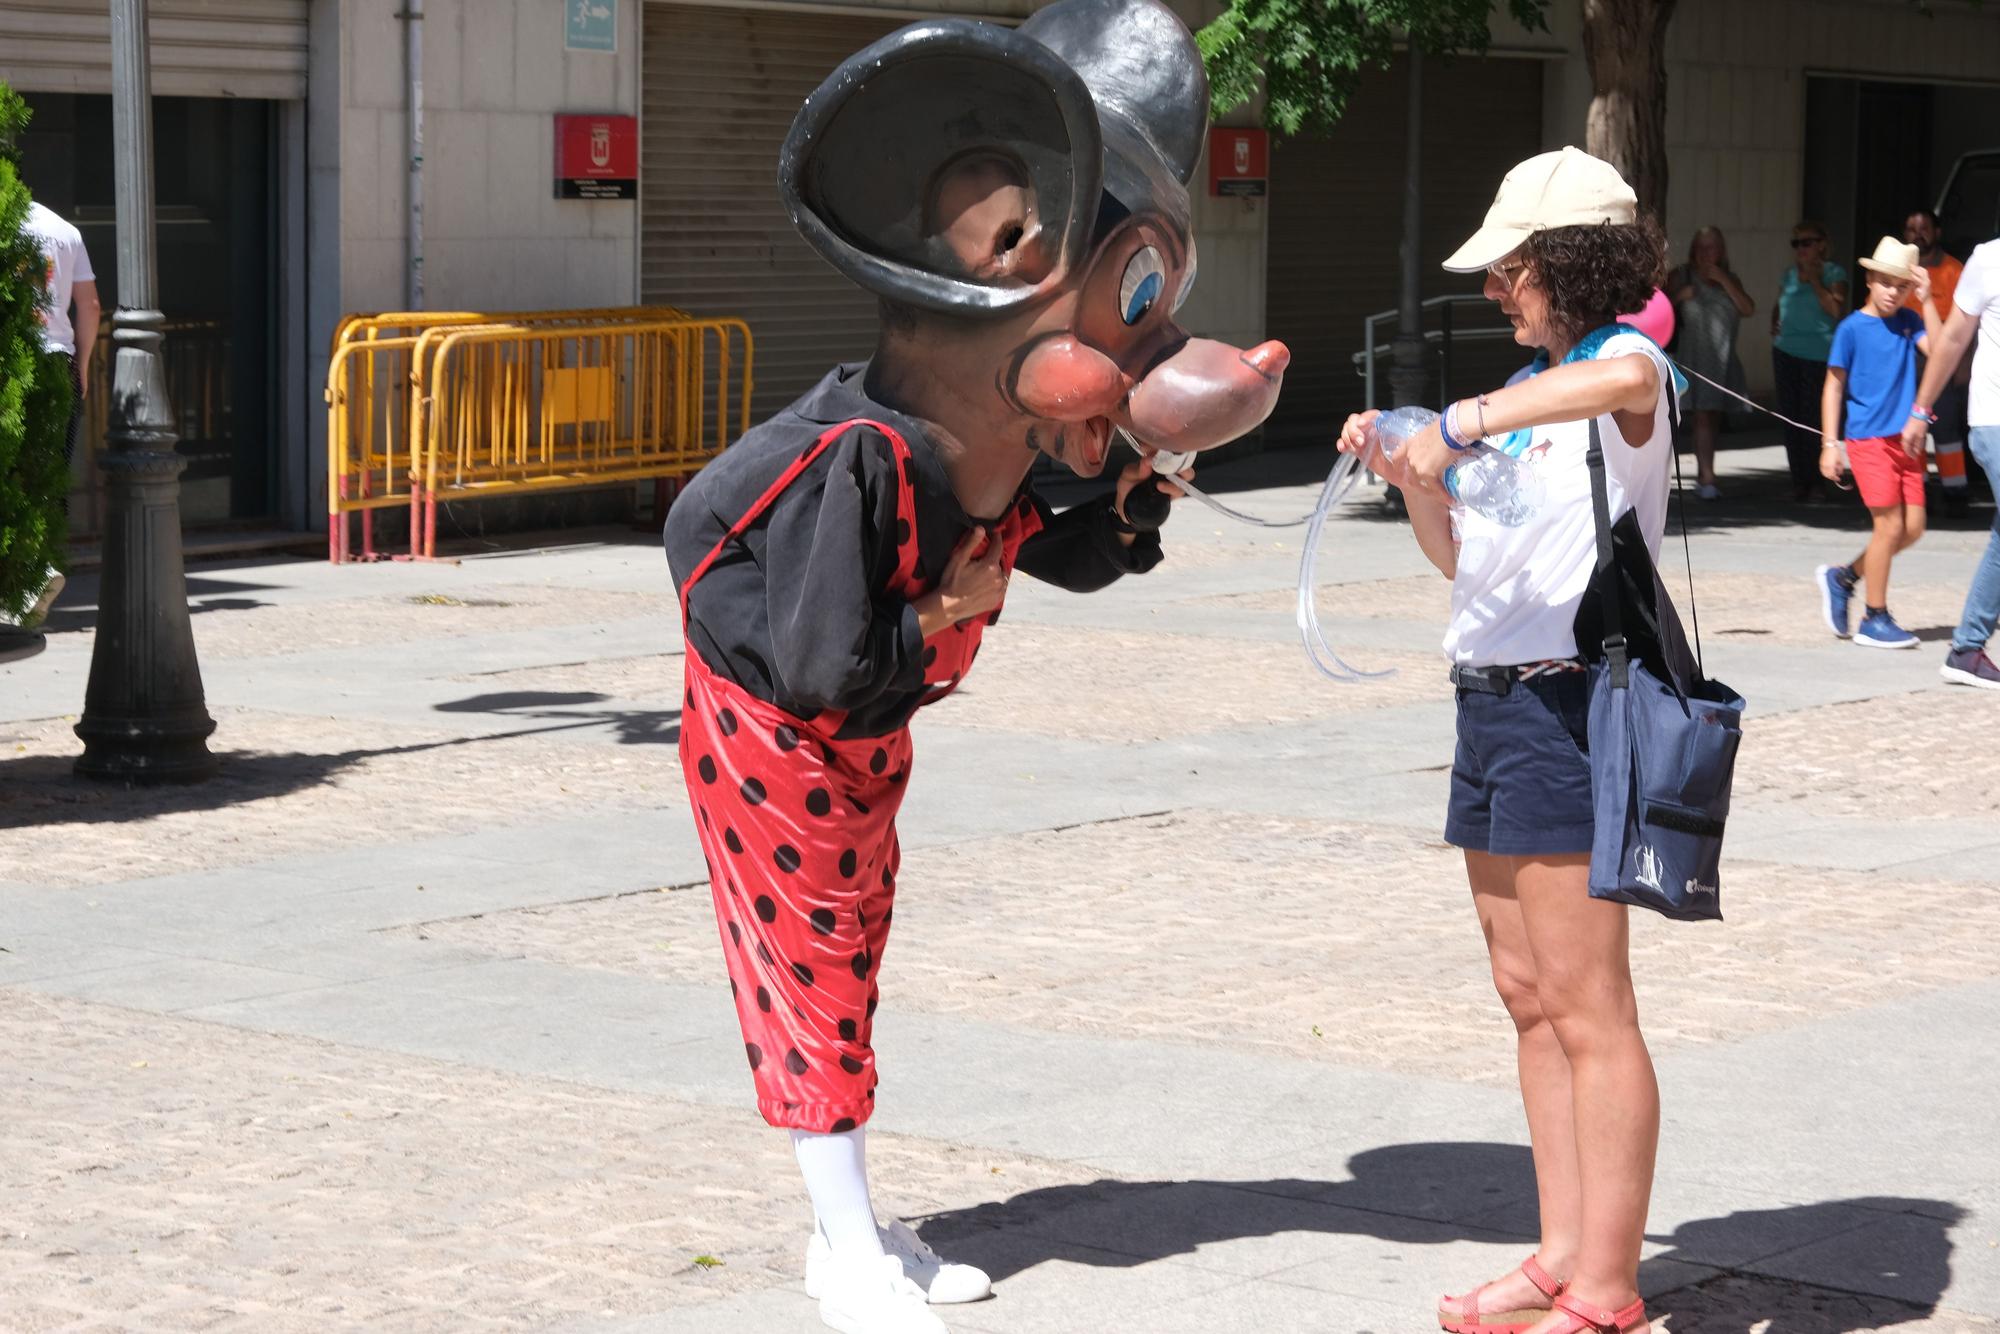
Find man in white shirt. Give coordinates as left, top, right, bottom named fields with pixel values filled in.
left=13, top=200, right=98, bottom=625
left=22, top=200, right=98, bottom=444
left=1907, top=237, right=2000, bottom=689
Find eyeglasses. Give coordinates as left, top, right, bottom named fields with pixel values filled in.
left=1487, top=259, right=1529, bottom=286
left=1791, top=237, right=1825, bottom=248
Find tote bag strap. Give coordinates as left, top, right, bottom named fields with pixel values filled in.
left=1667, top=422, right=1706, bottom=681
left=1583, top=416, right=1631, bottom=689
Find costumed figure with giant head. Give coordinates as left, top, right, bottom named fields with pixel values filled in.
left=664, top=4, right=1285, bottom=1328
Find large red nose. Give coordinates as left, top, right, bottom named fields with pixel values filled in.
left=1120, top=337, right=1290, bottom=453
left=1242, top=340, right=1290, bottom=379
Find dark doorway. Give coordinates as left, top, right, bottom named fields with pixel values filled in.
left=17, top=92, right=279, bottom=530
left=1805, top=75, right=2000, bottom=268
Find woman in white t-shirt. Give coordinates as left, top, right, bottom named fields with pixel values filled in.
left=1338, top=149, right=1673, bottom=1334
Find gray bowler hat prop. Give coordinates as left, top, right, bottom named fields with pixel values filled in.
left=778, top=0, right=1210, bottom=317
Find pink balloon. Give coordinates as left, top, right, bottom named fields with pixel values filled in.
left=1618, top=287, right=1676, bottom=347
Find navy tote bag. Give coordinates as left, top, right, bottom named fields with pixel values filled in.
left=1574, top=419, right=1744, bottom=922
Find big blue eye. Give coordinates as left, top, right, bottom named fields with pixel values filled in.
left=1120, top=247, right=1166, bottom=325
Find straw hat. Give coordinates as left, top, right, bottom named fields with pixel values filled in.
left=1858, top=236, right=1921, bottom=281
left=1442, top=147, right=1638, bottom=273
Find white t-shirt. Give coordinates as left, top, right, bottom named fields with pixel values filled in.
left=1952, top=238, right=2000, bottom=427
left=20, top=201, right=95, bottom=357
left=1443, top=332, right=1676, bottom=666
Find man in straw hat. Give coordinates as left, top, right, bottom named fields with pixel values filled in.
left=1814, top=236, right=1945, bottom=649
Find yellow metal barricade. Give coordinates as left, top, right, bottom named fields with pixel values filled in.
left=332, top=305, right=689, bottom=356
left=75, top=319, right=228, bottom=537
left=325, top=332, right=433, bottom=562
left=410, top=318, right=753, bottom=559
left=324, top=305, right=695, bottom=561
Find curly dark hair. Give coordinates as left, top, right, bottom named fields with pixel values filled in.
left=1519, top=219, right=1667, bottom=345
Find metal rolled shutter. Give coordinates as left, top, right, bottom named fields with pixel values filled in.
left=642, top=4, right=906, bottom=425
left=1264, top=54, right=1545, bottom=443
left=0, top=0, right=307, bottom=100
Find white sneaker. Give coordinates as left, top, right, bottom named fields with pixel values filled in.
left=816, top=1252, right=949, bottom=1334
left=807, top=1221, right=992, bottom=1305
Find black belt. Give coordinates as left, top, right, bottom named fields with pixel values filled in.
left=1449, top=658, right=1587, bottom=696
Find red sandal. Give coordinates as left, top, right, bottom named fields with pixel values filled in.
left=1438, top=1254, right=1567, bottom=1334
left=1541, top=1292, right=1651, bottom=1333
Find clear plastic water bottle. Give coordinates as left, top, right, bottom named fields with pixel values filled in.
left=1370, top=406, right=1544, bottom=527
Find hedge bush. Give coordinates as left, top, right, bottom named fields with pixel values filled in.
left=1, top=81, right=73, bottom=621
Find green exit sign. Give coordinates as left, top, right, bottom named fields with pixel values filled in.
left=565, top=0, right=616, bottom=53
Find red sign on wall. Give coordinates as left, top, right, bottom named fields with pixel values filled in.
left=555, top=113, right=638, bottom=199
left=1208, top=127, right=1269, bottom=198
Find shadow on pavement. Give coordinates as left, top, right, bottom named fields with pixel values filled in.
left=917, top=1143, right=1966, bottom=1331
left=1648, top=1197, right=1967, bottom=1329
left=433, top=691, right=681, bottom=746
left=32, top=570, right=292, bottom=637
left=0, top=745, right=433, bottom=830
left=0, top=700, right=681, bottom=830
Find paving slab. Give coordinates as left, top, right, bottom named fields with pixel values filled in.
left=4, top=444, right=1998, bottom=1331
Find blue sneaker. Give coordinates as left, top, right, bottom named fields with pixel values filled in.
left=1855, top=608, right=1919, bottom=649
left=1941, top=646, right=2000, bottom=690
left=1816, top=564, right=1856, bottom=638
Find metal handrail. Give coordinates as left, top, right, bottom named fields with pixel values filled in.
left=1356, top=293, right=1513, bottom=409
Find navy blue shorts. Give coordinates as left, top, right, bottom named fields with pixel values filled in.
left=1445, top=669, right=1595, bottom=857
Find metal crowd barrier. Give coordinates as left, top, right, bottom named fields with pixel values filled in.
left=74, top=319, right=228, bottom=536
left=324, top=306, right=707, bottom=562
left=410, top=318, right=752, bottom=560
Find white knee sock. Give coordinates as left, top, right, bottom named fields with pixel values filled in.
left=792, top=1127, right=885, bottom=1263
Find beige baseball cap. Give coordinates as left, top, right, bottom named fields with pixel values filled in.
left=1858, top=235, right=1921, bottom=281
left=1442, top=146, right=1639, bottom=273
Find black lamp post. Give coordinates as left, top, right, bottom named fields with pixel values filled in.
left=1387, top=44, right=1433, bottom=412
left=73, top=0, right=216, bottom=783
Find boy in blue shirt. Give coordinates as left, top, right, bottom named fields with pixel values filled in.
left=1816, top=238, right=1943, bottom=648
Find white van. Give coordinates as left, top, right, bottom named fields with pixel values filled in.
left=1938, top=149, right=2000, bottom=258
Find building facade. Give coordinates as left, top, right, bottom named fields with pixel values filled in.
left=2, top=0, right=1996, bottom=536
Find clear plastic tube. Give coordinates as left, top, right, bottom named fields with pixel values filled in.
left=1294, top=452, right=1397, bottom=683
left=1131, top=440, right=1394, bottom=683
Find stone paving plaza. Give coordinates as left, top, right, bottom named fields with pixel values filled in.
left=4, top=442, right=1999, bottom=1333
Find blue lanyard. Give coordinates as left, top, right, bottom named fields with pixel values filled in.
left=1491, top=326, right=1684, bottom=460
left=1525, top=324, right=1689, bottom=395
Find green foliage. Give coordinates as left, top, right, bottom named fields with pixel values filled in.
left=1198, top=0, right=1552, bottom=136
left=0, top=81, right=71, bottom=620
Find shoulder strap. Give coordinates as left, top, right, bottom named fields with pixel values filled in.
left=1584, top=416, right=1630, bottom=689
left=1668, top=426, right=1705, bottom=682
left=677, top=417, right=909, bottom=621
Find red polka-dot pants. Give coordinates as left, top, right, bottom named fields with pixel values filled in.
left=673, top=416, right=1040, bottom=1132
left=681, top=661, right=910, bottom=1131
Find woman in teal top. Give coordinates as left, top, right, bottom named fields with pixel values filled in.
left=1771, top=222, right=1851, bottom=501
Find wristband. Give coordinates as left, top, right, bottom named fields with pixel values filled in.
left=1439, top=401, right=1473, bottom=452
left=1909, top=405, right=1937, bottom=424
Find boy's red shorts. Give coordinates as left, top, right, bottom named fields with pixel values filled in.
left=1846, top=436, right=1926, bottom=509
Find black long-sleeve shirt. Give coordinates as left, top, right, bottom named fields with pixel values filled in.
left=666, top=363, right=1161, bottom=738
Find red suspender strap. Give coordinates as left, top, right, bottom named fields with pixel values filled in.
left=678, top=418, right=909, bottom=619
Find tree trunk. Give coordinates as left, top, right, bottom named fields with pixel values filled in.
left=1581, top=0, right=1678, bottom=221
